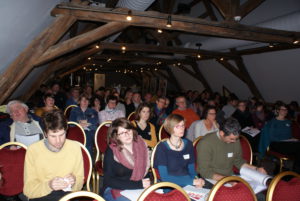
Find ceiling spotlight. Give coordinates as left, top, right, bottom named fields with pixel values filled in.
left=88, top=57, right=91, bottom=60
left=126, top=10, right=132, bottom=21
left=157, top=29, right=163, bottom=33
left=197, top=54, right=201, bottom=59
left=95, top=44, right=100, bottom=49
left=166, top=15, right=172, bottom=28
left=220, top=57, right=224, bottom=61
left=268, top=43, right=274, bottom=48
left=177, top=62, right=181, bottom=66
left=233, top=16, right=241, bottom=22
left=121, top=46, right=126, bottom=51
left=107, top=58, right=111, bottom=62
left=293, top=38, right=299, bottom=44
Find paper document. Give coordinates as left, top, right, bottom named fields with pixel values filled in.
left=241, top=127, right=260, bottom=137
left=183, top=185, right=210, bottom=201
left=240, top=166, right=272, bottom=193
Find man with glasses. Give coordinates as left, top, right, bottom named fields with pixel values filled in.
left=150, top=97, right=167, bottom=131
left=197, top=118, right=266, bottom=181
left=172, top=96, right=200, bottom=129
left=0, top=100, right=43, bottom=147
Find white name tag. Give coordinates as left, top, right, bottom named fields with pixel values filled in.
left=183, top=154, right=190, bottom=160
left=227, top=153, right=233, bottom=158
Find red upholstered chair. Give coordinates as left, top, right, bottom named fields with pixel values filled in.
left=93, top=121, right=111, bottom=193
left=64, top=105, right=78, bottom=120
left=266, top=171, right=300, bottom=201
left=127, top=112, right=136, bottom=121
left=150, top=139, right=167, bottom=183
left=0, top=142, right=27, bottom=196
left=79, top=143, right=93, bottom=192
left=137, top=182, right=190, bottom=201
left=59, top=190, right=105, bottom=201
left=192, top=136, right=203, bottom=170
left=207, top=176, right=257, bottom=201
left=233, top=135, right=253, bottom=173
left=158, top=125, right=170, bottom=141
left=67, top=121, right=86, bottom=146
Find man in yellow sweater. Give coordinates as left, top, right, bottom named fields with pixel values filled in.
left=23, top=110, right=84, bottom=201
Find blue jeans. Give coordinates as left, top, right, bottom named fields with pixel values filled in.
left=103, top=188, right=131, bottom=201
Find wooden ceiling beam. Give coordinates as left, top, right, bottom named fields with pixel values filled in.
left=238, top=0, right=265, bottom=18
left=0, top=15, right=76, bottom=104
left=232, top=52, right=263, bottom=100
left=236, top=44, right=300, bottom=55
left=203, top=0, right=218, bottom=21
left=99, top=42, right=236, bottom=58
left=217, top=59, right=248, bottom=83
left=34, top=21, right=128, bottom=67
left=51, top=3, right=300, bottom=44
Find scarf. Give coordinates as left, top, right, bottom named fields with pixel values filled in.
left=109, top=135, right=149, bottom=198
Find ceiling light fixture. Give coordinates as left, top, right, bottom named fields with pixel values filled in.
left=126, top=10, right=132, bottom=21
left=166, top=15, right=172, bottom=28
left=157, top=29, right=163, bottom=33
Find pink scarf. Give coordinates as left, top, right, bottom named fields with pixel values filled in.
left=109, top=135, right=149, bottom=198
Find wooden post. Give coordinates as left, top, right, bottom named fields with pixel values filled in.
left=0, top=15, right=76, bottom=104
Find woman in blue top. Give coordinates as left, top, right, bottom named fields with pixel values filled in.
left=69, top=94, right=99, bottom=155
left=259, top=102, right=300, bottom=173
left=154, top=114, right=205, bottom=188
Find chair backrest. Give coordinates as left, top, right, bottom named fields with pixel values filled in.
left=266, top=171, right=300, bottom=201
left=78, top=143, right=92, bottom=192
left=138, top=182, right=190, bottom=201
left=207, top=176, right=257, bottom=201
left=94, top=121, right=112, bottom=162
left=192, top=136, right=203, bottom=169
left=67, top=121, right=86, bottom=146
left=127, top=111, right=136, bottom=121
left=239, top=135, right=253, bottom=164
left=64, top=105, right=78, bottom=120
left=0, top=142, right=27, bottom=196
left=158, top=125, right=170, bottom=141
left=59, top=190, right=105, bottom=201
left=150, top=139, right=167, bottom=183
left=291, top=121, right=300, bottom=140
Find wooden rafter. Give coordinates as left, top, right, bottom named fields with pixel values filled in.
left=51, top=3, right=300, bottom=44
left=203, top=0, right=218, bottom=21
left=34, top=21, right=128, bottom=66
left=99, top=42, right=236, bottom=58
left=238, top=0, right=265, bottom=18
left=0, top=15, right=76, bottom=104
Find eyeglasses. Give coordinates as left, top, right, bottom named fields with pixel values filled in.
left=117, top=130, right=132, bottom=136
left=175, top=124, right=185, bottom=129
left=208, top=113, right=216, bottom=115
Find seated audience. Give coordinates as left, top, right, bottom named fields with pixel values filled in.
left=232, top=100, right=254, bottom=129
left=154, top=114, right=205, bottom=188
left=131, top=103, right=157, bottom=148
left=65, top=87, right=80, bottom=107
left=150, top=96, right=167, bottom=131
left=112, top=92, right=126, bottom=115
left=123, top=90, right=135, bottom=117
left=187, top=105, right=219, bottom=141
left=24, top=110, right=84, bottom=201
left=197, top=118, right=266, bottom=181
left=98, top=95, right=125, bottom=124
left=0, top=100, right=43, bottom=146
left=51, top=82, right=66, bottom=110
left=172, top=96, right=200, bottom=129
left=103, top=118, right=150, bottom=201
left=69, top=94, right=98, bottom=155
left=259, top=103, right=300, bottom=173
left=90, top=95, right=103, bottom=113
left=222, top=96, right=238, bottom=119
left=84, top=86, right=93, bottom=100
left=132, top=92, right=142, bottom=110
left=35, top=93, right=56, bottom=117
left=251, top=102, right=267, bottom=130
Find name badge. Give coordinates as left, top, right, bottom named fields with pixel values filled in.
left=227, top=153, right=233, bottom=158
left=183, top=154, right=190, bottom=160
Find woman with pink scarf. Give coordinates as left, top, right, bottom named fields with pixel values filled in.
left=103, top=118, right=150, bottom=201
